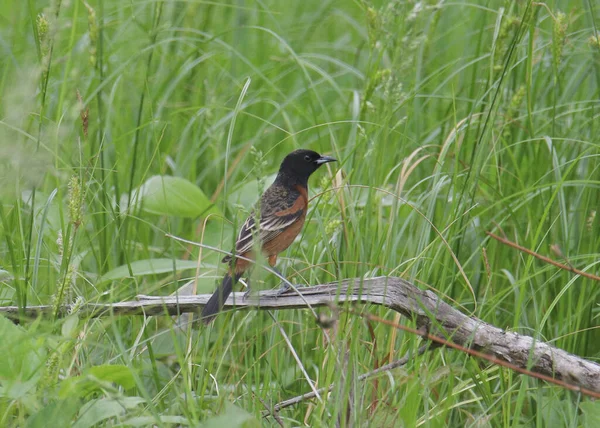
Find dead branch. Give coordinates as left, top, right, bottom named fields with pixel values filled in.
left=1, top=276, right=599, bottom=393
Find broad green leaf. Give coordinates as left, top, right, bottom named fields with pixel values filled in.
left=87, top=364, right=136, bottom=389
left=58, top=377, right=102, bottom=400
left=0, top=316, right=46, bottom=399
left=26, top=399, right=80, bottom=428
left=227, top=174, right=276, bottom=208
left=145, top=329, right=187, bottom=358
left=580, top=401, right=600, bottom=428
left=123, top=415, right=190, bottom=426
left=98, top=258, right=213, bottom=284
left=134, top=175, right=218, bottom=218
left=61, top=314, right=80, bottom=338
left=73, top=397, right=145, bottom=428
left=203, top=402, right=260, bottom=428
left=59, top=364, right=135, bottom=399
left=59, top=365, right=136, bottom=398
left=539, top=396, right=577, bottom=427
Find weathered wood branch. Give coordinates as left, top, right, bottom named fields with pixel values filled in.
left=2, top=276, right=599, bottom=393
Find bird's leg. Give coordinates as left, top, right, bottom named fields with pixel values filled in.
left=271, top=266, right=284, bottom=278
left=268, top=261, right=303, bottom=296
left=273, top=268, right=305, bottom=296
left=241, top=278, right=252, bottom=299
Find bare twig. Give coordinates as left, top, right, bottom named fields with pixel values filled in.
left=486, top=231, right=600, bottom=282
left=255, top=394, right=284, bottom=427
left=271, top=344, right=431, bottom=412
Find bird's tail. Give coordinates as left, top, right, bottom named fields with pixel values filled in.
left=200, top=272, right=242, bottom=324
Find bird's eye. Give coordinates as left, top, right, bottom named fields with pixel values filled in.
left=304, top=155, right=311, bottom=161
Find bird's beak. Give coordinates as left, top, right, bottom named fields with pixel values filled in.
left=315, top=155, right=337, bottom=165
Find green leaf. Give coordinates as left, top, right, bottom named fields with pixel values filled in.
left=122, top=415, right=190, bottom=426
left=0, top=316, right=46, bottom=399
left=26, top=399, right=80, bottom=428
left=146, top=329, right=187, bottom=358
left=87, top=364, right=136, bottom=389
left=134, top=175, right=218, bottom=218
left=61, top=314, right=80, bottom=338
left=581, top=401, right=600, bottom=428
left=98, top=258, right=213, bottom=284
left=59, top=365, right=136, bottom=398
left=72, top=397, right=145, bottom=428
left=227, top=174, right=276, bottom=208
left=202, top=402, right=260, bottom=428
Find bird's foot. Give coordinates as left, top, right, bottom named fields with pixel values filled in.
left=276, top=282, right=305, bottom=296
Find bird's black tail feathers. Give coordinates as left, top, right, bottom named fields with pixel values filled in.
left=200, top=272, right=242, bottom=324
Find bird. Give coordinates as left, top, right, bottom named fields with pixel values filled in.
left=200, top=149, right=337, bottom=324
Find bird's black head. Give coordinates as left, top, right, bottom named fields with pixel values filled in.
left=277, top=149, right=337, bottom=185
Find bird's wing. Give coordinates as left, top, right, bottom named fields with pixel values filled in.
left=222, top=187, right=306, bottom=263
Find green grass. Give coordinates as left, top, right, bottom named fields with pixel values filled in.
left=1, top=0, right=599, bottom=426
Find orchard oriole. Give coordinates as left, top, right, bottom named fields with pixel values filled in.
left=200, top=149, right=336, bottom=324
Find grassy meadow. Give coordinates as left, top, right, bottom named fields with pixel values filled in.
left=1, top=0, right=600, bottom=426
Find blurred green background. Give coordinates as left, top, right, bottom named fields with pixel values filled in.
left=1, top=0, right=599, bottom=426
